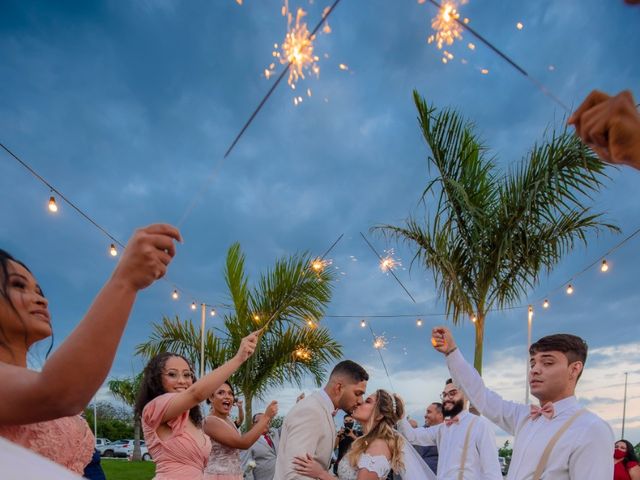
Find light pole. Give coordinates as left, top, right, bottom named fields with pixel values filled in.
left=622, top=372, right=629, bottom=438
left=200, top=303, right=206, bottom=378
left=525, top=305, right=533, bottom=404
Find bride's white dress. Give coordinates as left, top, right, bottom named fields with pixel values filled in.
left=335, top=440, right=436, bottom=480
left=337, top=454, right=391, bottom=480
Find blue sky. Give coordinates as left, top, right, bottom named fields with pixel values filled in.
left=1, top=0, right=639, bottom=446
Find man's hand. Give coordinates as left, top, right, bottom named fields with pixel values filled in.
left=431, top=326, right=457, bottom=354
left=568, top=90, right=640, bottom=169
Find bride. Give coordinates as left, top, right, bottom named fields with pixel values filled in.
left=293, top=390, right=435, bottom=480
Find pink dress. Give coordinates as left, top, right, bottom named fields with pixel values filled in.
left=203, top=416, right=243, bottom=480
left=143, top=393, right=212, bottom=480
left=0, top=415, right=94, bottom=474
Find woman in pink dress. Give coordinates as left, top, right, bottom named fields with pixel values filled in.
left=0, top=224, right=181, bottom=474
left=203, top=381, right=278, bottom=480
left=135, top=333, right=259, bottom=480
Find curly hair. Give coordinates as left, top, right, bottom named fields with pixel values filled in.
left=135, top=352, right=203, bottom=427
left=617, top=439, right=639, bottom=466
left=347, top=389, right=405, bottom=473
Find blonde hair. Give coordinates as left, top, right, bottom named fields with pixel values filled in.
left=347, top=389, right=405, bottom=473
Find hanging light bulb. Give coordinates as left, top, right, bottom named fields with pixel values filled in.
left=307, top=319, right=316, bottom=329
left=191, top=301, right=197, bottom=310
left=470, top=314, right=477, bottom=323
left=109, top=244, right=118, bottom=257
left=253, top=314, right=260, bottom=321
left=172, top=289, right=179, bottom=300
left=48, top=196, right=58, bottom=213
left=416, top=318, right=423, bottom=327
left=543, top=299, right=549, bottom=309
left=360, top=319, right=366, bottom=328
left=566, top=284, right=574, bottom=295
left=210, top=308, right=216, bottom=317
left=600, top=260, right=609, bottom=272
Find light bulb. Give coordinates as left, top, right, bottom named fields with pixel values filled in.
left=48, top=196, right=58, bottom=213
left=516, top=22, right=524, bottom=30
left=543, top=299, right=549, bottom=309
left=566, top=284, right=574, bottom=295
left=210, top=308, right=216, bottom=316
left=191, top=301, right=197, bottom=310
left=471, top=315, right=477, bottom=323
left=109, top=244, right=118, bottom=257
left=360, top=319, right=366, bottom=328
left=600, top=260, right=609, bottom=272
left=416, top=319, right=423, bottom=327
left=253, top=314, right=260, bottom=321
left=172, top=289, right=179, bottom=300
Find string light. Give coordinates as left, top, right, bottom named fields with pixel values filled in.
left=470, top=314, right=477, bottom=323
left=543, top=299, right=549, bottom=309
left=191, top=301, right=197, bottom=310
left=416, top=318, right=423, bottom=327
left=48, top=196, right=58, bottom=213
left=210, top=308, right=216, bottom=317
left=566, top=284, right=574, bottom=295
left=307, top=319, right=317, bottom=329
left=360, top=319, right=366, bottom=328
left=516, top=22, right=524, bottom=30
left=109, top=244, right=118, bottom=257
left=600, top=260, right=609, bottom=272
left=253, top=314, right=261, bottom=321
left=172, top=289, right=179, bottom=300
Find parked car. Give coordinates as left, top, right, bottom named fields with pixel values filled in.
left=113, top=440, right=151, bottom=461
left=98, top=439, right=127, bottom=458
left=95, top=438, right=110, bottom=449
left=498, top=456, right=509, bottom=475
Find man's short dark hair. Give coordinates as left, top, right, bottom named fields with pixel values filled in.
left=529, top=334, right=588, bottom=364
left=329, top=360, right=369, bottom=383
left=445, top=378, right=453, bottom=385
left=430, top=402, right=443, bottom=415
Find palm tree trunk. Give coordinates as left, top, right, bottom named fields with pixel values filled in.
left=243, top=393, right=253, bottom=432
left=131, top=414, right=142, bottom=462
left=473, top=313, right=485, bottom=376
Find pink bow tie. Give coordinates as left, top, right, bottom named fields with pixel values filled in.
left=529, top=403, right=554, bottom=420
left=445, top=416, right=460, bottom=427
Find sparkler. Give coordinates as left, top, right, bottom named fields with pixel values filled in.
left=423, top=0, right=570, bottom=112
left=379, top=251, right=400, bottom=273
left=373, top=335, right=387, bottom=349
left=294, top=345, right=312, bottom=361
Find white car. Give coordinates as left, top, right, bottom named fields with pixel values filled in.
left=113, top=440, right=152, bottom=461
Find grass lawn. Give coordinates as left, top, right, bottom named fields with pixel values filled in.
left=101, top=459, right=155, bottom=480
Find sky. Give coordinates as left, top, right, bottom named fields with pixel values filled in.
left=1, top=0, right=640, bottom=448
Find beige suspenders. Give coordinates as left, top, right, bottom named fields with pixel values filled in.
left=532, top=409, right=587, bottom=480
left=457, top=417, right=479, bottom=480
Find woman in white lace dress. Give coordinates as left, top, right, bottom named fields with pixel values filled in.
left=294, top=389, right=404, bottom=480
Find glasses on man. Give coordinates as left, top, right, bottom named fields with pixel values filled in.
left=440, top=389, right=459, bottom=400
left=163, top=371, right=195, bottom=381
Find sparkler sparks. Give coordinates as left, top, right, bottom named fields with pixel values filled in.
left=427, top=1, right=464, bottom=49
left=294, top=345, right=312, bottom=361
left=379, top=250, right=401, bottom=273
left=373, top=335, right=387, bottom=350
left=311, top=258, right=331, bottom=272
left=266, top=7, right=320, bottom=91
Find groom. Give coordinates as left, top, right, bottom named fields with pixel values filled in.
left=273, top=360, right=368, bottom=480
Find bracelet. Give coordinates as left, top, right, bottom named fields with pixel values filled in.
left=445, top=346, right=458, bottom=356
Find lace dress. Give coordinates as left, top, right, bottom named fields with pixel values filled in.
left=337, top=454, right=391, bottom=480
left=203, top=416, right=243, bottom=480
left=0, top=415, right=94, bottom=474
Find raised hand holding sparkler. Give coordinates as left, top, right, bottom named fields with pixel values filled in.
left=568, top=90, right=640, bottom=169
left=431, top=326, right=456, bottom=355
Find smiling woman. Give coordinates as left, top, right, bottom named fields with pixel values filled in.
left=0, top=224, right=182, bottom=475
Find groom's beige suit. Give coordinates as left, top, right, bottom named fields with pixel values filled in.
left=273, top=391, right=336, bottom=480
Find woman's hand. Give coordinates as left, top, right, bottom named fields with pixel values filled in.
left=111, top=224, right=182, bottom=292
left=293, top=453, right=330, bottom=478
left=265, top=400, right=278, bottom=420
left=234, top=331, right=259, bottom=362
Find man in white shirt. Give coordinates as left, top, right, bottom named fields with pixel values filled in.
left=397, top=378, right=503, bottom=479
left=273, top=360, right=368, bottom=480
left=431, top=326, right=615, bottom=480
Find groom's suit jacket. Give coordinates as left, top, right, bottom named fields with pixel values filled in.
left=273, top=391, right=336, bottom=480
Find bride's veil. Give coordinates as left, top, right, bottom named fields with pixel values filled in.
left=398, top=432, right=437, bottom=480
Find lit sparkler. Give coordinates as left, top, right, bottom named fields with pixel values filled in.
left=427, top=1, right=464, bottom=49
left=311, top=258, right=331, bottom=272
left=294, top=345, right=312, bottom=361
left=379, top=250, right=401, bottom=273
left=373, top=335, right=387, bottom=350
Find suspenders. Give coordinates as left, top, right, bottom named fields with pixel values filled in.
left=457, top=417, right=479, bottom=480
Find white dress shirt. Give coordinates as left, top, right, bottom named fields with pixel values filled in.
left=398, top=410, right=502, bottom=479
left=446, top=348, right=615, bottom=480
left=0, top=436, right=83, bottom=480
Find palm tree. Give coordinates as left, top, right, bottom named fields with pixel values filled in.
left=137, top=243, right=342, bottom=429
left=376, top=91, right=618, bottom=374
left=108, top=374, right=143, bottom=461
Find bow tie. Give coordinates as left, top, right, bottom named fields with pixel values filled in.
left=529, top=402, right=554, bottom=420
left=444, top=416, right=460, bottom=427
